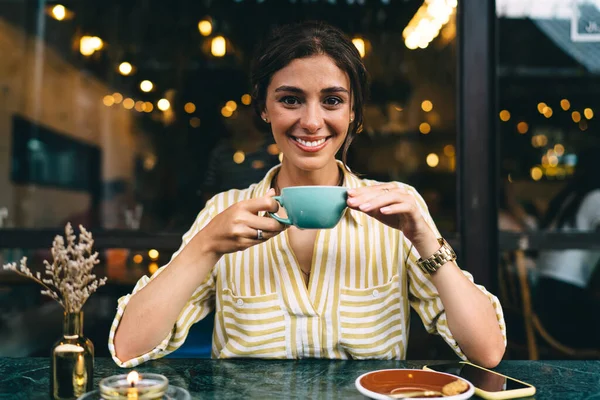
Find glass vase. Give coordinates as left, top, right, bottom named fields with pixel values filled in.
left=51, top=311, right=94, bottom=400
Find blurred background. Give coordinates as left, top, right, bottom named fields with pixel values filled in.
left=0, top=0, right=598, bottom=361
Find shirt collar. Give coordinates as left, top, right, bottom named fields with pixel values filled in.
left=252, top=160, right=365, bottom=226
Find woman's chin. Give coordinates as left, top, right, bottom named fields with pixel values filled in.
left=283, top=154, right=337, bottom=171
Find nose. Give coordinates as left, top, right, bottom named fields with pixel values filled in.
left=299, top=102, right=324, bottom=133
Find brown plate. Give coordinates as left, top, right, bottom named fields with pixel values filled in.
left=355, top=369, right=475, bottom=399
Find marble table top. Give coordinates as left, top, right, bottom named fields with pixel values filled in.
left=1, top=358, right=598, bottom=399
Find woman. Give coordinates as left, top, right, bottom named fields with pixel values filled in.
left=110, top=21, right=506, bottom=367
left=535, top=149, right=600, bottom=348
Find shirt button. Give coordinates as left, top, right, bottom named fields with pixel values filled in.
left=372, top=289, right=379, bottom=298
left=236, top=299, right=244, bottom=306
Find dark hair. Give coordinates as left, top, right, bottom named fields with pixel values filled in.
left=541, top=149, right=600, bottom=229
left=250, top=21, right=369, bottom=167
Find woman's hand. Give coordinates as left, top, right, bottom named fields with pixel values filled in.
left=198, top=188, right=287, bottom=257
left=347, top=184, right=435, bottom=245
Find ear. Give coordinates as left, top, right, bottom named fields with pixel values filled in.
left=261, top=110, right=269, bottom=123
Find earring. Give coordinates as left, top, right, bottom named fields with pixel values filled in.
left=263, top=117, right=269, bottom=123
left=350, top=117, right=354, bottom=123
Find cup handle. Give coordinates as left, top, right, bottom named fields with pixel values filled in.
left=267, top=196, right=292, bottom=225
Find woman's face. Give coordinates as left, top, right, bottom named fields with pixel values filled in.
left=262, top=55, right=354, bottom=172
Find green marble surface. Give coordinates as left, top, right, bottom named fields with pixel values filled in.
left=0, top=358, right=598, bottom=399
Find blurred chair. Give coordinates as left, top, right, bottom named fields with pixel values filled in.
left=499, top=249, right=600, bottom=360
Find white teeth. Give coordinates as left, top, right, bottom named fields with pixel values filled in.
left=294, top=137, right=326, bottom=147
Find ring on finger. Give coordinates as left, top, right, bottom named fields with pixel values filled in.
left=257, top=229, right=264, bottom=240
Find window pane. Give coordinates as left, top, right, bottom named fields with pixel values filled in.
left=0, top=1, right=457, bottom=232
left=497, top=0, right=600, bottom=356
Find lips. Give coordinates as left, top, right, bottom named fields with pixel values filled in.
left=289, top=135, right=332, bottom=152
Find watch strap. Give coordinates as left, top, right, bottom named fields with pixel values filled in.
left=417, top=238, right=456, bottom=274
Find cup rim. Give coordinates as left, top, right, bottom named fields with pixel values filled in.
left=280, top=185, right=347, bottom=190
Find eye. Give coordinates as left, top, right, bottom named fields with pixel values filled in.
left=324, top=96, right=343, bottom=106
left=279, top=96, right=300, bottom=106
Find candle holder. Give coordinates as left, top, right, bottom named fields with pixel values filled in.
left=99, top=373, right=168, bottom=399
left=77, top=372, right=190, bottom=400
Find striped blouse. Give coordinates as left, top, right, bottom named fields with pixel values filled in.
left=109, top=162, right=506, bottom=367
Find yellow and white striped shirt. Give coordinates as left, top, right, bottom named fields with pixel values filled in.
left=109, top=162, right=506, bottom=367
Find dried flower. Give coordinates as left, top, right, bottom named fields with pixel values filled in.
left=2, top=223, right=107, bottom=312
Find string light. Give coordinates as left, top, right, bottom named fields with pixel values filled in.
left=198, top=20, right=212, bottom=36
left=352, top=38, right=366, bottom=58
left=530, top=167, right=543, bottom=181
left=80, top=36, right=103, bottom=56
left=51, top=5, right=66, bottom=21
left=225, top=100, right=237, bottom=112
left=184, top=102, right=196, bottom=114
left=403, top=0, right=456, bottom=50
left=426, top=153, right=439, bottom=167
left=123, top=98, right=134, bottom=110
left=537, top=102, right=547, bottom=114
left=140, top=80, right=153, bottom=92
left=419, top=122, right=431, bottom=134
left=560, top=99, right=570, bottom=111
left=157, top=99, right=170, bottom=111
left=517, top=121, right=529, bottom=134
left=103, top=95, right=114, bottom=107
left=118, top=62, right=133, bottom=76
left=421, top=100, right=433, bottom=112
left=241, top=94, right=252, bottom=105
left=499, top=110, right=510, bottom=121
left=221, top=107, right=233, bottom=117
left=211, top=36, right=226, bottom=57
left=148, top=249, right=159, bottom=260
left=149, top=263, right=159, bottom=274
left=233, top=151, right=245, bottom=164
left=190, top=117, right=201, bottom=128
left=443, top=144, right=455, bottom=157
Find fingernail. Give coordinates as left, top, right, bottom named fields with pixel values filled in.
left=380, top=206, right=391, bottom=213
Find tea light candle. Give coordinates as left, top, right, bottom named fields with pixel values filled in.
left=127, top=371, right=139, bottom=399
left=98, top=371, right=168, bottom=400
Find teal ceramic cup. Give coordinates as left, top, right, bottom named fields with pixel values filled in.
left=268, top=186, right=348, bottom=229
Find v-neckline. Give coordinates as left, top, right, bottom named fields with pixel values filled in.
left=284, top=228, right=319, bottom=290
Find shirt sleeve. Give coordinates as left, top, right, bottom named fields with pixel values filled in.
left=108, top=197, right=218, bottom=367
left=402, top=185, right=507, bottom=360
left=579, top=189, right=600, bottom=230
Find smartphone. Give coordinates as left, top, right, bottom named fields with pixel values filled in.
left=424, top=361, right=536, bottom=399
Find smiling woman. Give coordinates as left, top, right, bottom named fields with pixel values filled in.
left=110, top=21, right=506, bottom=369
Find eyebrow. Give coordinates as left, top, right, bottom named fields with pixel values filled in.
left=274, top=85, right=349, bottom=95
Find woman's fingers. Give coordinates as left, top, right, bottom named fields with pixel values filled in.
left=347, top=185, right=404, bottom=209
left=245, top=189, right=280, bottom=214
left=245, top=213, right=288, bottom=232
left=232, top=223, right=282, bottom=244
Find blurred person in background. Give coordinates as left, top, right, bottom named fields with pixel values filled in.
left=498, top=178, right=538, bottom=233
left=202, top=106, right=280, bottom=203
left=535, top=149, right=600, bottom=349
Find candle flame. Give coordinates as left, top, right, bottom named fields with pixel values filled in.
left=127, top=371, right=140, bottom=387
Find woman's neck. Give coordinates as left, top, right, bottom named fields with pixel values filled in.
left=276, top=160, right=342, bottom=189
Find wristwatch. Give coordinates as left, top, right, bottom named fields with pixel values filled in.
left=417, top=238, right=456, bottom=274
